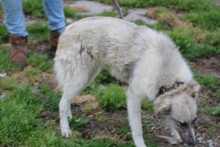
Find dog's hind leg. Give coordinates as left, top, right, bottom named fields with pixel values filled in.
left=126, top=88, right=146, bottom=147
left=56, top=56, right=101, bottom=138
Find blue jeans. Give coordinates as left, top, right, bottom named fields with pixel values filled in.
left=1, top=0, right=66, bottom=36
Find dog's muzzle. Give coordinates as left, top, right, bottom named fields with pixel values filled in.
left=187, top=128, right=196, bottom=146
left=181, top=127, right=196, bottom=146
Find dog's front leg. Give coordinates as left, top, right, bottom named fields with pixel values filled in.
left=127, top=89, right=146, bottom=147
left=59, top=91, right=73, bottom=138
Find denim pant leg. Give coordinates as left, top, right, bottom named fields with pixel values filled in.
left=1, top=0, right=28, bottom=36
left=43, top=0, right=66, bottom=32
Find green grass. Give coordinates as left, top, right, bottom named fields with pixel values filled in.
left=0, top=24, right=10, bottom=44
left=39, top=86, right=61, bottom=111
left=186, top=10, right=220, bottom=30
left=0, top=84, right=43, bottom=146
left=23, top=0, right=46, bottom=19
left=132, top=5, right=220, bottom=58
left=142, top=101, right=154, bottom=113
left=23, top=0, right=46, bottom=18
left=64, top=6, right=86, bottom=20
left=24, top=67, right=41, bottom=77
left=0, top=77, right=18, bottom=96
left=27, top=24, right=49, bottom=41
left=195, top=73, right=220, bottom=99
left=95, top=84, right=126, bottom=112
left=0, top=83, right=135, bottom=146
left=0, top=46, right=19, bottom=73
left=116, top=0, right=218, bottom=13
left=167, top=28, right=220, bottom=58
left=172, top=0, right=217, bottom=12
left=118, top=0, right=163, bottom=8
left=28, top=53, right=53, bottom=72
left=85, top=82, right=154, bottom=112
left=98, top=11, right=118, bottom=17
left=194, top=73, right=220, bottom=116
left=204, top=29, right=220, bottom=46
left=211, top=106, right=220, bottom=116
left=95, top=70, right=117, bottom=84
left=69, top=117, right=89, bottom=131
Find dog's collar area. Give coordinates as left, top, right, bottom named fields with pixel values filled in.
left=158, top=81, right=184, bottom=96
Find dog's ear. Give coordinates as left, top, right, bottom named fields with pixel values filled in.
left=184, top=80, right=200, bottom=98
left=154, top=97, right=171, bottom=116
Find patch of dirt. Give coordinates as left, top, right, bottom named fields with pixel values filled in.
left=10, top=66, right=59, bottom=90
left=38, top=94, right=220, bottom=147
left=38, top=111, right=58, bottom=122
left=145, top=7, right=192, bottom=29
left=25, top=16, right=47, bottom=27
left=67, top=6, right=89, bottom=13
left=124, top=9, right=157, bottom=25
left=214, top=0, right=220, bottom=6
left=73, top=95, right=100, bottom=113
left=190, top=55, right=220, bottom=78
left=28, top=40, right=52, bottom=54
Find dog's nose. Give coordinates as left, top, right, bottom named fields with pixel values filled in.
left=188, top=137, right=196, bottom=146
left=187, top=127, right=196, bottom=146
left=188, top=141, right=196, bottom=146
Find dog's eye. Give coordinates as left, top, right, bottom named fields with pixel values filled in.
left=178, top=121, right=187, bottom=128
left=192, top=118, right=197, bottom=124
left=191, top=92, right=196, bottom=98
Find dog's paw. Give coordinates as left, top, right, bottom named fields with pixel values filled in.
left=61, top=129, right=72, bottom=138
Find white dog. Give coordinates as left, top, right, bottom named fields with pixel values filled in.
left=54, top=17, right=200, bottom=147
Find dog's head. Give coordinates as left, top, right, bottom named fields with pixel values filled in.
left=154, top=80, right=200, bottom=146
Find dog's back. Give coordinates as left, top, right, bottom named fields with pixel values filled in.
left=55, top=17, right=192, bottom=85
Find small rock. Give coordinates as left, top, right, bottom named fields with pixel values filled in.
left=124, top=8, right=157, bottom=25
left=66, top=18, right=75, bottom=24
left=98, top=84, right=107, bottom=90
left=0, top=73, right=7, bottom=78
left=195, top=118, right=206, bottom=127
left=197, top=136, right=203, bottom=142
left=151, top=126, right=156, bottom=130
left=66, top=1, right=113, bottom=16
left=74, top=95, right=96, bottom=104
left=0, top=93, right=7, bottom=100
left=207, top=139, right=214, bottom=147
left=196, top=133, right=201, bottom=137
left=201, top=141, right=206, bottom=144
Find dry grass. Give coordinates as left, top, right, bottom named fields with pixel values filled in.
left=146, top=7, right=192, bottom=29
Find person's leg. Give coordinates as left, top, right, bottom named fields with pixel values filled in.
left=43, top=0, right=66, bottom=49
left=1, top=0, right=28, bottom=69
left=1, top=0, right=28, bottom=36
left=43, top=0, right=66, bottom=32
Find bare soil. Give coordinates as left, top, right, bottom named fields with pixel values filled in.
left=38, top=94, right=220, bottom=147
left=190, top=55, right=220, bottom=78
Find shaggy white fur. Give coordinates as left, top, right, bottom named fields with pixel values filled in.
left=54, top=17, right=200, bottom=147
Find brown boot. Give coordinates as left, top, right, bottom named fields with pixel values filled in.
left=10, top=35, right=28, bottom=69
left=49, top=30, right=62, bottom=51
